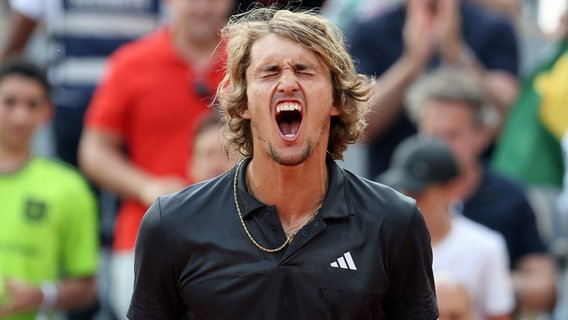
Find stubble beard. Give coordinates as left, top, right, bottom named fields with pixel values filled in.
left=268, top=141, right=314, bottom=167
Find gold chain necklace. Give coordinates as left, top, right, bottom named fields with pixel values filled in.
left=284, top=208, right=320, bottom=239
left=233, top=158, right=320, bottom=253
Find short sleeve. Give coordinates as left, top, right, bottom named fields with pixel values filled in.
left=128, top=198, right=185, bottom=320
left=61, top=172, right=99, bottom=277
left=481, top=235, right=516, bottom=315
left=84, top=49, right=134, bottom=134
left=384, top=206, right=439, bottom=319
left=9, top=0, right=45, bottom=20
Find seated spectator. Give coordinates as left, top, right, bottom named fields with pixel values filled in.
left=405, top=67, right=557, bottom=315
left=0, top=59, right=99, bottom=320
left=378, top=135, right=515, bottom=319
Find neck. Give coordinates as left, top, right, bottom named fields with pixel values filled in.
left=245, top=155, right=328, bottom=229
left=424, top=209, right=453, bottom=245
left=170, top=27, right=220, bottom=69
left=455, top=161, right=482, bottom=201
left=0, top=145, right=31, bottom=173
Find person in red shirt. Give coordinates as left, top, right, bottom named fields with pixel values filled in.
left=78, top=0, right=235, bottom=318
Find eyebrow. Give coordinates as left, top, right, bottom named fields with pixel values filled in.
left=259, top=63, right=317, bottom=73
left=260, top=65, right=280, bottom=73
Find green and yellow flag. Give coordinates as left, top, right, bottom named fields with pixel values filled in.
left=492, top=41, right=568, bottom=187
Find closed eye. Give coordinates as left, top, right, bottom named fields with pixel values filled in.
left=294, top=63, right=317, bottom=75
left=260, top=65, right=280, bottom=77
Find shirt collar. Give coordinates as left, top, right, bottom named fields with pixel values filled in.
left=233, top=157, right=354, bottom=219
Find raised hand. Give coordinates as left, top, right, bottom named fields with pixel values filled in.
left=435, top=0, right=466, bottom=64
left=403, top=0, right=437, bottom=68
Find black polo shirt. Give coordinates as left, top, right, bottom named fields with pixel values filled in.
left=128, top=158, right=438, bottom=319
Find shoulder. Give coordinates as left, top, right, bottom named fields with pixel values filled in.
left=20, top=157, right=94, bottom=203
left=482, top=167, right=529, bottom=201
left=456, top=216, right=506, bottom=245
left=108, top=28, right=170, bottom=67
left=348, top=5, right=402, bottom=40
left=462, top=2, right=515, bottom=34
left=353, top=4, right=402, bottom=29
left=452, top=216, right=508, bottom=260
left=153, top=172, right=233, bottom=223
left=139, top=172, right=234, bottom=243
left=342, top=169, right=420, bottom=227
left=30, top=157, right=89, bottom=186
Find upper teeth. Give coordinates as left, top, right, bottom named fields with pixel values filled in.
left=276, top=103, right=302, bottom=113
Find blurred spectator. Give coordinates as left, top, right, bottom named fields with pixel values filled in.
left=189, top=113, right=239, bottom=183
left=0, top=59, right=98, bottom=320
left=0, top=0, right=164, bottom=168
left=78, top=0, right=235, bottom=318
left=378, top=135, right=514, bottom=319
left=1, top=2, right=164, bottom=318
left=347, top=0, right=519, bottom=179
left=491, top=2, right=568, bottom=317
left=405, top=67, right=557, bottom=315
left=435, top=273, right=475, bottom=320
left=491, top=11, right=568, bottom=309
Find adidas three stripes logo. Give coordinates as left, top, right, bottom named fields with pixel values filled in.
left=330, top=251, right=357, bottom=270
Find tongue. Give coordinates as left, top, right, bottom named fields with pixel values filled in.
left=279, top=119, right=301, bottom=137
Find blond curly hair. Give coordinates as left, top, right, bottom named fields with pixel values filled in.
left=217, top=7, right=374, bottom=160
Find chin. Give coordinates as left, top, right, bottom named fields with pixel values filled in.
left=269, top=145, right=313, bottom=167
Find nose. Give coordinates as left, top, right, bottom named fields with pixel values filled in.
left=277, top=68, right=299, bottom=94
left=12, top=103, right=34, bottom=124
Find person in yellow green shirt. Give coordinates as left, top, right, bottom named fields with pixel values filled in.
left=0, top=58, right=99, bottom=320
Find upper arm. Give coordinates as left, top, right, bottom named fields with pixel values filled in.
left=385, top=207, right=439, bottom=318
left=1, top=10, right=38, bottom=59
left=78, top=128, right=123, bottom=172
left=128, top=199, right=184, bottom=319
left=9, top=0, right=45, bottom=20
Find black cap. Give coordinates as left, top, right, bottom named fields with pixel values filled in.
left=376, top=135, right=459, bottom=193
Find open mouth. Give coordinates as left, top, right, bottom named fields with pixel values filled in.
left=276, top=102, right=303, bottom=139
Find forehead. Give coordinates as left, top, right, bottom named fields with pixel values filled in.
left=248, top=33, right=325, bottom=69
left=423, top=100, right=476, bottom=121
left=0, top=74, right=45, bottom=92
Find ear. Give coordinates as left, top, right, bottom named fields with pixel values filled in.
left=475, top=125, right=492, bottom=154
left=330, top=103, right=340, bottom=116
left=446, top=174, right=467, bottom=201
left=42, top=102, right=55, bottom=122
left=241, top=104, right=251, bottom=119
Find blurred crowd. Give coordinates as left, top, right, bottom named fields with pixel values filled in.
left=0, top=0, right=567, bottom=320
